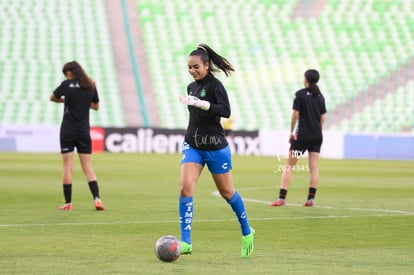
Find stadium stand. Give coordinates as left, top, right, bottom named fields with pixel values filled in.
left=0, top=0, right=125, bottom=126
left=332, top=80, right=414, bottom=133
left=0, top=0, right=413, bottom=133
left=136, top=0, right=414, bottom=132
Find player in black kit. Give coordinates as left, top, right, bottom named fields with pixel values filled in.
left=270, top=69, right=327, bottom=207
left=178, top=44, right=254, bottom=258
left=50, top=61, right=104, bottom=211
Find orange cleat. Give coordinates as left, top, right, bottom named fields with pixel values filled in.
left=269, top=199, right=286, bottom=207
left=303, top=199, right=314, bottom=207
left=59, top=203, right=73, bottom=211
left=94, top=199, right=105, bottom=211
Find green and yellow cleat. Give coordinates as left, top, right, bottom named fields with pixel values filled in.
left=180, top=241, right=193, bottom=255
left=241, top=227, right=255, bottom=258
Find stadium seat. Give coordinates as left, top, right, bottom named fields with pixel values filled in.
left=3, top=0, right=412, bottom=133
left=0, top=0, right=125, bottom=126
left=136, top=0, right=414, bottom=132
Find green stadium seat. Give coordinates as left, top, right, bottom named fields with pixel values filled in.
left=0, top=0, right=125, bottom=126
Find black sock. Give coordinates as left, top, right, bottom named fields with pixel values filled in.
left=63, top=184, right=72, bottom=203
left=307, top=187, right=317, bottom=200
left=278, top=188, right=288, bottom=200
left=88, top=181, right=100, bottom=200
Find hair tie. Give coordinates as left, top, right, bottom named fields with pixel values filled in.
left=197, top=45, right=207, bottom=53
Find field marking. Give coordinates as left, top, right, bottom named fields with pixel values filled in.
left=1, top=187, right=413, bottom=228
left=0, top=212, right=412, bottom=228
left=211, top=189, right=414, bottom=215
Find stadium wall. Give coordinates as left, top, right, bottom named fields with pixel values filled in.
left=0, top=125, right=413, bottom=160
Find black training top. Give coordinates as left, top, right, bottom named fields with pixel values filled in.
left=53, top=79, right=99, bottom=131
left=292, top=88, right=327, bottom=142
left=184, top=73, right=230, bottom=151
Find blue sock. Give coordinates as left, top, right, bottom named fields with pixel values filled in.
left=179, top=196, right=193, bottom=244
left=226, top=191, right=251, bottom=236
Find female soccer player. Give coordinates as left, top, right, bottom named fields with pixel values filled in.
left=50, top=61, right=104, bottom=211
left=178, top=44, right=255, bottom=258
left=270, top=69, right=327, bottom=207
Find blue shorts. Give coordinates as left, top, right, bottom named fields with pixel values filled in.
left=181, top=142, right=232, bottom=174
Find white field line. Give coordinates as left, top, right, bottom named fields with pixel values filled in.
left=1, top=188, right=413, bottom=228
left=0, top=213, right=412, bottom=228
left=211, top=189, right=414, bottom=215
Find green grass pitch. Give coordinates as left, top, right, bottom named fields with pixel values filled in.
left=0, top=153, right=413, bottom=274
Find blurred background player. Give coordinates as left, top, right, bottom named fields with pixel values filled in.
left=178, top=44, right=255, bottom=258
left=50, top=61, right=104, bottom=211
left=270, top=69, right=327, bottom=207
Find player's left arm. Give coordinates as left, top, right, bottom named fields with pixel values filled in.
left=50, top=81, right=67, bottom=103
left=90, top=89, right=100, bottom=111
left=207, top=82, right=231, bottom=118
left=320, top=113, right=326, bottom=128
left=320, top=95, right=327, bottom=128
left=90, top=102, right=99, bottom=111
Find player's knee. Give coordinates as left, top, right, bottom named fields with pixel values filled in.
left=180, top=184, right=194, bottom=197
left=218, top=188, right=234, bottom=200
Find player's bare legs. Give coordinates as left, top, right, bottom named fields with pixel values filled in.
left=308, top=152, right=319, bottom=189
left=78, top=153, right=97, bottom=181
left=59, top=152, right=74, bottom=210
left=79, top=153, right=104, bottom=210
left=303, top=152, right=320, bottom=207
left=62, top=152, right=74, bottom=184
left=180, top=163, right=203, bottom=197
left=280, top=152, right=299, bottom=190
left=270, top=151, right=299, bottom=206
left=212, top=171, right=235, bottom=199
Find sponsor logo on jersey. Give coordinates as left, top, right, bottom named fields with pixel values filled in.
left=200, top=88, right=206, bottom=97
left=69, top=82, right=80, bottom=88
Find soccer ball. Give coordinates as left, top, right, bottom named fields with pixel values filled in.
left=154, top=235, right=181, bottom=262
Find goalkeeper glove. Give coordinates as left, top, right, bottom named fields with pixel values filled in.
left=179, top=95, right=210, bottom=111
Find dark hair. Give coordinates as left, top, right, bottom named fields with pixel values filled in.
left=304, top=69, right=321, bottom=97
left=189, top=44, right=234, bottom=77
left=62, top=61, right=96, bottom=91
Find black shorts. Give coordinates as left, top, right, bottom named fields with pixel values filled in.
left=60, top=125, right=92, bottom=154
left=290, top=138, right=322, bottom=154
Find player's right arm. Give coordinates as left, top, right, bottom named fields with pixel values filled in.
left=289, top=110, right=300, bottom=143
left=49, top=93, right=64, bottom=103
left=50, top=81, right=66, bottom=103
left=207, top=81, right=231, bottom=118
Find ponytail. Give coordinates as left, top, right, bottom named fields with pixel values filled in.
left=190, top=44, right=234, bottom=77
left=308, top=83, right=321, bottom=97
left=304, top=69, right=321, bottom=97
